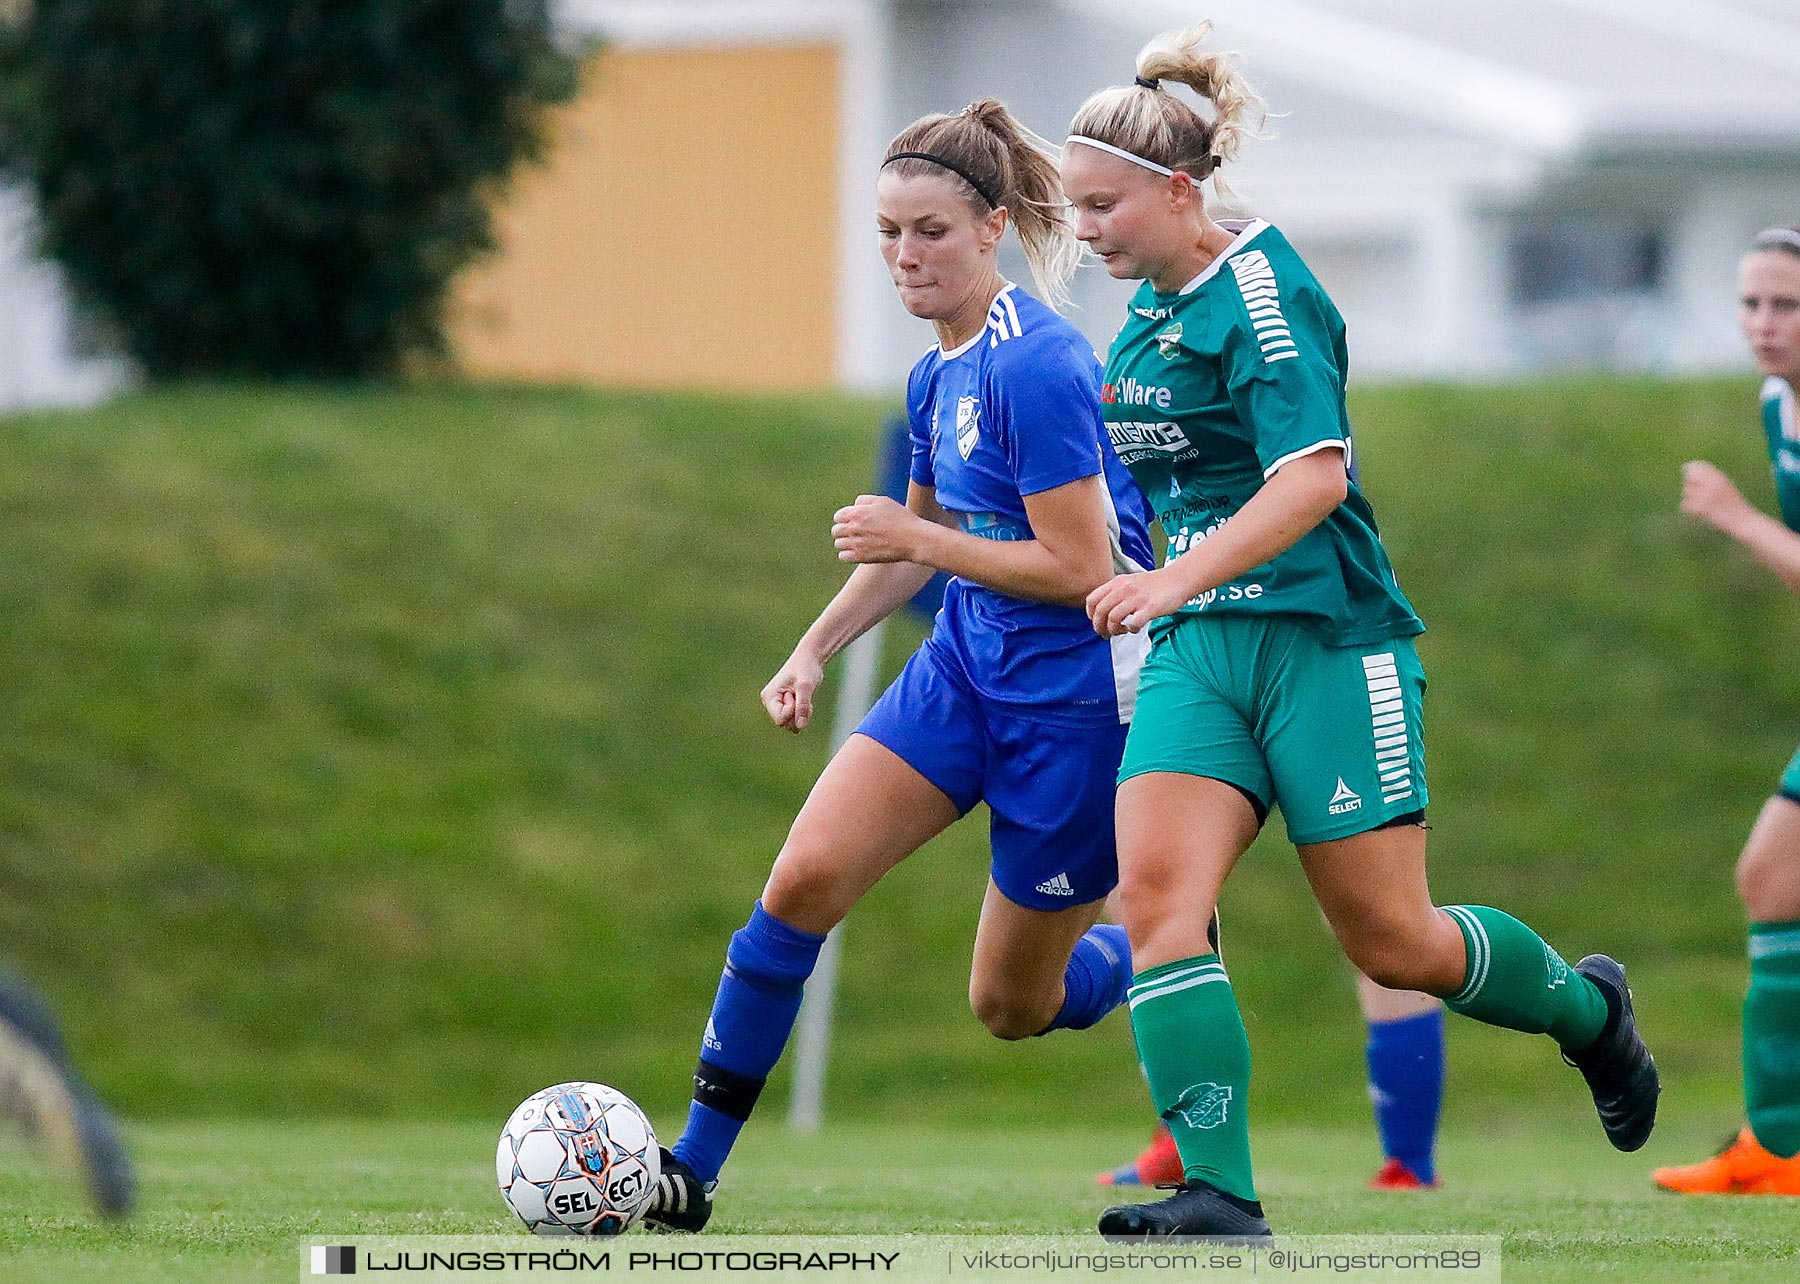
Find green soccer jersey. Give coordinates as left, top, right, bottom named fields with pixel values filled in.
left=1101, top=219, right=1423, bottom=647
left=1762, top=376, right=1800, bottom=532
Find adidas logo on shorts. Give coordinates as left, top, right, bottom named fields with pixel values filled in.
left=1035, top=873, right=1075, bottom=897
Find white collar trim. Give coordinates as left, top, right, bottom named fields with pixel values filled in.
left=1176, top=219, right=1272, bottom=296
left=938, top=283, right=1016, bottom=359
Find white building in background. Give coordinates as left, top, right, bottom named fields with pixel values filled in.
left=4, top=0, right=1800, bottom=406
left=885, top=0, right=1800, bottom=385
left=0, top=185, right=132, bottom=411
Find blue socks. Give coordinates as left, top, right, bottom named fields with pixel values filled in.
left=672, top=902, right=826, bottom=1184
left=1365, top=1007, right=1445, bottom=1183
left=1041, top=923, right=1132, bottom=1034
left=673, top=910, right=1130, bottom=1182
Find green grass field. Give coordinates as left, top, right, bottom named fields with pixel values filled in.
left=2, top=378, right=1798, bottom=1277
left=0, top=378, right=1794, bottom=1128
left=3, top=1115, right=1795, bottom=1282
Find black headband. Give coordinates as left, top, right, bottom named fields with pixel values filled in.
left=881, top=151, right=1000, bottom=209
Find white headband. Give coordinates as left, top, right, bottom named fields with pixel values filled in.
left=1065, top=135, right=1175, bottom=177
left=1754, top=227, right=1800, bottom=251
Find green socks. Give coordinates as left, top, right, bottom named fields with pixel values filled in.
left=1127, top=955, right=1256, bottom=1201
left=1746, top=920, right=1800, bottom=1159
left=1440, top=905, right=1610, bottom=1050
left=1129, top=912, right=1617, bottom=1202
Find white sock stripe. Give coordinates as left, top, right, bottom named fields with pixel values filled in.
left=1445, top=908, right=1477, bottom=1002
left=1750, top=928, right=1800, bottom=959
left=1128, top=961, right=1226, bottom=997
left=1127, top=971, right=1230, bottom=1010
left=1444, top=906, right=1491, bottom=1004
left=1447, top=896, right=1490, bottom=994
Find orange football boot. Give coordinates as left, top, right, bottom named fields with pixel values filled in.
left=1653, top=1128, right=1800, bottom=1195
left=1367, top=1157, right=1440, bottom=1190
left=1095, top=1124, right=1185, bottom=1186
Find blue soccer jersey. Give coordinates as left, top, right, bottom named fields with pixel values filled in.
left=904, top=284, right=1155, bottom=725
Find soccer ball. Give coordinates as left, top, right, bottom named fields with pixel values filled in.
left=497, top=1082, right=660, bottom=1235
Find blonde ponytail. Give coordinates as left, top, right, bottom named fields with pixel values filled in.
left=1068, top=22, right=1267, bottom=203
left=883, top=100, right=1080, bottom=310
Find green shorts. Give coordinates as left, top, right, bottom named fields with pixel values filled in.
left=1779, top=745, right=1800, bottom=803
left=1119, top=615, right=1428, bottom=845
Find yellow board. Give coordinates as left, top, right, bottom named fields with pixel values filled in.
left=451, top=42, right=839, bottom=390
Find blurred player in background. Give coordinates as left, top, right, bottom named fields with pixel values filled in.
left=641, top=98, right=1156, bottom=1232
left=1660, top=225, right=1800, bottom=1196
left=0, top=967, right=134, bottom=1217
left=1066, top=25, right=1658, bottom=1239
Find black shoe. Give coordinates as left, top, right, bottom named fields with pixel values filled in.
left=1563, top=954, right=1659, bottom=1153
left=0, top=972, right=136, bottom=1217
left=1099, top=1179, right=1272, bottom=1242
left=641, top=1147, right=714, bottom=1232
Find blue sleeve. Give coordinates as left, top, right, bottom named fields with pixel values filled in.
left=989, top=335, right=1105, bottom=497
left=906, top=361, right=935, bottom=488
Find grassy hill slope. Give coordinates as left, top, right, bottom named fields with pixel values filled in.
left=0, top=378, right=1791, bottom=1133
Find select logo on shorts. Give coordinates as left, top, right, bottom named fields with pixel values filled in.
left=955, top=395, right=981, bottom=460
left=311, top=1245, right=356, bottom=1275
left=1327, top=777, right=1361, bottom=815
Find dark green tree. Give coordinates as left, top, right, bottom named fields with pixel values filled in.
left=0, top=1, right=584, bottom=378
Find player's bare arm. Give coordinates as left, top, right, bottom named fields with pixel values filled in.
left=1681, top=459, right=1800, bottom=593
left=1088, top=448, right=1346, bottom=637
left=837, top=474, right=1112, bottom=608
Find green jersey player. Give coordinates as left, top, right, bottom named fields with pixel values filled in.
left=1657, top=225, right=1800, bottom=1195
left=1094, top=172, right=1447, bottom=1195
left=1060, top=23, right=1660, bottom=1241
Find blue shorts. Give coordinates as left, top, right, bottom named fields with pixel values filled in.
left=856, top=642, right=1127, bottom=911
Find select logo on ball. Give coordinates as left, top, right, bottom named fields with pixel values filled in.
left=497, top=1082, right=661, bottom=1235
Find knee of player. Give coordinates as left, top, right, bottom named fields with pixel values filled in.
left=1339, top=916, right=1440, bottom=991
left=760, top=846, right=849, bottom=931
left=1735, top=852, right=1763, bottom=911
left=1736, top=850, right=1798, bottom=919
left=968, top=983, right=1055, bottom=1041
left=1112, top=876, right=1191, bottom=937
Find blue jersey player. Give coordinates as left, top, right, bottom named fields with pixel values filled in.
left=641, top=100, right=1154, bottom=1232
